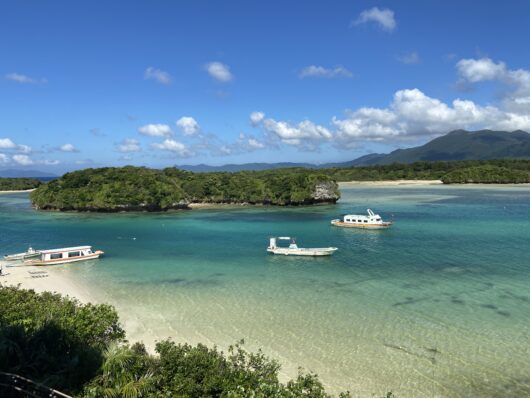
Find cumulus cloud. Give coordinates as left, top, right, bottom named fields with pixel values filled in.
left=0, top=138, right=17, bottom=149
left=0, top=138, right=32, bottom=153
left=138, top=123, right=173, bottom=137
left=60, top=143, right=78, bottom=152
left=260, top=118, right=332, bottom=149
left=17, top=144, right=32, bottom=154
left=398, top=52, right=420, bottom=65
left=353, top=7, right=396, bottom=32
left=12, top=154, right=33, bottom=166
left=5, top=72, right=47, bottom=84
left=457, top=58, right=506, bottom=82
left=176, top=116, right=200, bottom=136
left=0, top=154, right=8, bottom=164
left=117, top=138, right=141, bottom=153
left=299, top=65, right=353, bottom=79
left=457, top=57, right=530, bottom=114
left=152, top=139, right=192, bottom=157
left=247, top=138, right=265, bottom=149
left=249, top=111, right=265, bottom=126
left=144, top=67, right=173, bottom=85
left=205, top=62, right=233, bottom=82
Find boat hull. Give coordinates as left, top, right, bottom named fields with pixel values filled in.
left=25, top=251, right=104, bottom=266
left=331, top=220, right=393, bottom=229
left=3, top=252, right=41, bottom=261
left=267, top=247, right=337, bottom=256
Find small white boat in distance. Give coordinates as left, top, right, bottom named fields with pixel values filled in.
left=267, top=237, right=337, bottom=256
left=25, top=246, right=104, bottom=266
left=4, top=247, right=41, bottom=261
left=331, top=209, right=393, bottom=229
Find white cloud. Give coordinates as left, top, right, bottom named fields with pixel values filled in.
left=5, top=72, right=46, bottom=84
left=457, top=57, right=530, bottom=114
left=250, top=111, right=265, bottom=126
left=17, top=144, right=32, bottom=154
left=43, top=159, right=60, bottom=165
left=262, top=118, right=332, bottom=148
left=117, top=138, right=141, bottom=153
left=152, top=139, right=192, bottom=157
left=176, top=116, right=200, bottom=136
left=247, top=138, right=265, bottom=149
left=0, top=138, right=16, bottom=149
left=398, top=52, right=420, bottom=65
left=60, top=143, right=78, bottom=152
left=0, top=154, right=8, bottom=164
left=12, top=154, right=33, bottom=166
left=205, top=62, right=233, bottom=82
left=353, top=7, right=396, bottom=32
left=144, top=67, right=173, bottom=85
left=138, top=123, right=173, bottom=137
left=299, top=65, right=353, bottom=79
left=457, top=58, right=506, bottom=83
left=0, top=138, right=31, bottom=153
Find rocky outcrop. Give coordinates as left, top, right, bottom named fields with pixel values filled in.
left=311, top=181, right=340, bottom=204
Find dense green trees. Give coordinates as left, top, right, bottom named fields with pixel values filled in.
left=30, top=166, right=340, bottom=211
left=441, top=165, right=530, bottom=183
left=0, top=286, right=390, bottom=397
left=0, top=286, right=125, bottom=395
left=0, top=177, right=41, bottom=191
left=323, top=159, right=530, bottom=183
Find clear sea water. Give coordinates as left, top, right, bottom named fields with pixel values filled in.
left=1, top=186, right=530, bottom=397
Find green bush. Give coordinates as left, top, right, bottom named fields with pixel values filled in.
left=0, top=286, right=125, bottom=395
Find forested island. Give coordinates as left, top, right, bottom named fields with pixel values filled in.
left=0, top=177, right=41, bottom=191
left=0, top=286, right=377, bottom=397
left=30, top=166, right=340, bottom=212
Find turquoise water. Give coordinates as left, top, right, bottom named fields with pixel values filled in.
left=1, top=186, right=530, bottom=397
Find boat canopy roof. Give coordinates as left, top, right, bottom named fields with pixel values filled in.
left=276, top=237, right=292, bottom=240
left=39, top=246, right=92, bottom=254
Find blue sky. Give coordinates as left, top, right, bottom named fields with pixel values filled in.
left=1, top=0, right=530, bottom=173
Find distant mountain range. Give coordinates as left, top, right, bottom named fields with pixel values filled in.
left=177, top=129, right=530, bottom=171
left=0, top=169, right=58, bottom=178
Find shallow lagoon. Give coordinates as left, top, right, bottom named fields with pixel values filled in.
left=1, top=185, right=530, bottom=397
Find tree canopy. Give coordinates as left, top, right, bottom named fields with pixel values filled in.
left=0, top=178, right=41, bottom=191
left=30, top=166, right=340, bottom=211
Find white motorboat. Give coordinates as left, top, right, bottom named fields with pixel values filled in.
left=4, top=247, right=41, bottom=261
left=267, top=237, right=337, bottom=256
left=24, top=246, right=104, bottom=266
left=331, top=209, right=393, bottom=229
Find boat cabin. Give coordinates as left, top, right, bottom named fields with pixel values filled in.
left=342, top=209, right=382, bottom=224
left=38, top=246, right=94, bottom=261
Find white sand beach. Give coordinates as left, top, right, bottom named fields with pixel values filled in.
left=0, top=189, right=36, bottom=194
left=0, top=261, right=95, bottom=303
left=339, top=179, right=443, bottom=187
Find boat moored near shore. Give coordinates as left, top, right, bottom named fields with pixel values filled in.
left=331, top=209, right=393, bottom=229
left=4, top=247, right=41, bottom=261
left=24, top=246, right=104, bottom=266
left=267, top=237, right=338, bottom=256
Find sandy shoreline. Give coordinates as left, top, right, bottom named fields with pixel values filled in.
left=0, top=188, right=36, bottom=194
left=0, top=261, right=95, bottom=303
left=339, top=179, right=443, bottom=187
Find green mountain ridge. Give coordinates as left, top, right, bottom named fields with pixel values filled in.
left=353, top=129, right=530, bottom=165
